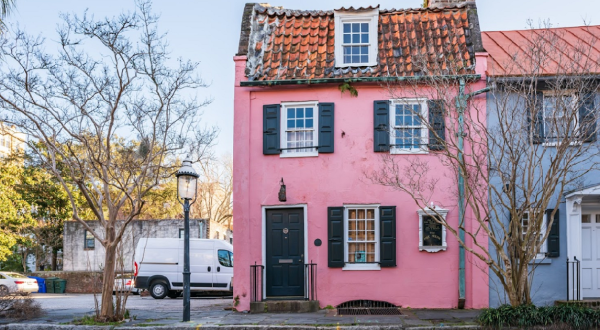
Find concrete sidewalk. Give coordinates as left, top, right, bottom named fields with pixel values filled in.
left=0, top=294, right=482, bottom=329
left=2, top=308, right=481, bottom=329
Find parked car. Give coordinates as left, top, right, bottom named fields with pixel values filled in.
left=113, top=273, right=140, bottom=295
left=0, top=272, right=39, bottom=295
left=134, top=238, right=233, bottom=299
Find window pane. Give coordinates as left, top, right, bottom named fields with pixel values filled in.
left=349, top=220, right=356, bottom=230
left=287, top=108, right=295, bottom=119
left=361, top=55, right=368, bottom=63
left=582, top=214, right=591, bottom=223
left=361, top=23, right=369, bottom=32
left=352, top=23, right=360, bottom=32
left=344, top=46, right=351, bottom=55
left=344, top=34, right=351, bottom=43
left=357, top=220, right=365, bottom=230
left=349, top=231, right=356, bottom=241
left=352, top=33, right=359, bottom=43
left=296, top=119, right=304, bottom=128
left=296, top=108, right=304, bottom=118
left=361, top=46, right=368, bottom=54
left=349, top=209, right=356, bottom=219
left=305, top=107, right=313, bottom=118
left=344, top=55, right=351, bottom=63
left=352, top=55, right=359, bottom=63
left=305, top=119, right=313, bottom=129
left=357, top=209, right=365, bottom=219
left=367, top=231, right=375, bottom=240
left=367, top=209, right=374, bottom=219
left=343, top=23, right=351, bottom=33
left=287, top=119, right=295, bottom=128
left=218, top=250, right=232, bottom=267
left=361, top=34, right=368, bottom=43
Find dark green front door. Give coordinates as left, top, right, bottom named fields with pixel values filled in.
left=266, top=208, right=304, bottom=297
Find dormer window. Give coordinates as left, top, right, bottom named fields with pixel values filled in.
left=334, top=8, right=379, bottom=67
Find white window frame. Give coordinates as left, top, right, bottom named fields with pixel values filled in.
left=542, top=91, right=579, bottom=146
left=280, top=101, right=319, bottom=158
left=390, top=98, right=429, bottom=155
left=521, top=211, right=548, bottom=259
left=343, top=204, right=381, bottom=271
left=418, top=207, right=448, bottom=253
left=334, top=9, right=378, bottom=68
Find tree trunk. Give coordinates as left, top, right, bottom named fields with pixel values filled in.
left=51, top=248, right=57, bottom=271
left=100, top=237, right=118, bottom=320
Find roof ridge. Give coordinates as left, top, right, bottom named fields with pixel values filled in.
left=483, top=24, right=600, bottom=34
left=253, top=2, right=472, bottom=17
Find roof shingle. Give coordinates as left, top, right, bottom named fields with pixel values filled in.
left=239, top=3, right=481, bottom=82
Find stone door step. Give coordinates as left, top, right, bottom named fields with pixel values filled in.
left=250, top=300, right=320, bottom=313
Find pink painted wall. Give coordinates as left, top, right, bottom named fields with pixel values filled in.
left=233, top=54, right=489, bottom=312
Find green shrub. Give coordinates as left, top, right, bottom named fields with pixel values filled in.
left=478, top=304, right=600, bottom=329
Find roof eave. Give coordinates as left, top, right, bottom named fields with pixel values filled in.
left=240, top=74, right=482, bottom=86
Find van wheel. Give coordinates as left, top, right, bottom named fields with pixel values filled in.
left=149, top=281, right=168, bottom=299
left=167, top=291, right=180, bottom=299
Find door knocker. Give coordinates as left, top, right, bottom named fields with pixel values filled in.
left=283, top=228, right=289, bottom=234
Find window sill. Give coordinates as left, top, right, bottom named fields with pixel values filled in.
left=542, top=141, right=582, bottom=147
left=335, top=62, right=377, bottom=68
left=390, top=149, right=429, bottom=155
left=529, top=258, right=552, bottom=265
left=419, top=246, right=447, bottom=253
left=280, top=152, right=318, bottom=158
left=342, top=263, right=381, bottom=271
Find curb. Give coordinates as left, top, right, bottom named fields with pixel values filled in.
left=1, top=324, right=482, bottom=330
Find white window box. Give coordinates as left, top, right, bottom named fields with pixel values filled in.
left=343, top=263, right=381, bottom=271
left=280, top=101, right=319, bottom=158
left=334, top=8, right=379, bottom=67
left=390, top=98, right=429, bottom=155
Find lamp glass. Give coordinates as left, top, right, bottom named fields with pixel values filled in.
left=178, top=175, right=197, bottom=200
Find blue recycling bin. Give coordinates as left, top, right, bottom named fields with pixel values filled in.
left=28, top=276, right=45, bottom=293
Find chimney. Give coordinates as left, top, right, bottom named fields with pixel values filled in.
left=426, top=0, right=475, bottom=8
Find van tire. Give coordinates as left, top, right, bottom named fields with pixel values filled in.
left=149, top=281, right=168, bottom=299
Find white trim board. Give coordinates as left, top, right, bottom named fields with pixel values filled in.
left=261, top=204, right=309, bottom=299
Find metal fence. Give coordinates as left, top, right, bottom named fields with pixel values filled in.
left=304, top=262, right=317, bottom=301
left=566, top=256, right=580, bottom=301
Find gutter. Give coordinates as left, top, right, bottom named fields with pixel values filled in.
left=240, top=74, right=482, bottom=86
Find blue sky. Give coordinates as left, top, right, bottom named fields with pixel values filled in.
left=7, top=0, right=600, bottom=156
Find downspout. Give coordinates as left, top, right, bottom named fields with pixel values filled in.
left=455, top=78, right=491, bottom=309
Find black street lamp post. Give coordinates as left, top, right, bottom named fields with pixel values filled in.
left=176, top=158, right=199, bottom=322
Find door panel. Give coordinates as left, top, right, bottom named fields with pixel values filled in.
left=582, top=213, right=600, bottom=298
left=266, top=208, right=305, bottom=297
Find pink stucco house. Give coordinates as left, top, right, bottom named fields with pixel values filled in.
left=233, top=0, right=489, bottom=312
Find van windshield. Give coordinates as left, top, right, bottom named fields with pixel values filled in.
left=218, top=250, right=233, bottom=267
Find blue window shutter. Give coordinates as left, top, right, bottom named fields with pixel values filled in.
left=380, top=206, right=396, bottom=267
left=328, top=207, right=344, bottom=267
left=546, top=209, right=560, bottom=258
left=318, top=103, right=335, bottom=153
left=427, top=100, right=445, bottom=151
left=374, top=100, right=390, bottom=152
left=263, top=104, right=280, bottom=155
left=528, top=93, right=544, bottom=144
left=579, top=93, right=597, bottom=143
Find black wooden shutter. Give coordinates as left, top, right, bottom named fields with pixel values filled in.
left=374, top=100, right=390, bottom=152
left=328, top=207, right=344, bottom=267
left=546, top=209, right=560, bottom=258
left=428, top=100, right=445, bottom=151
left=318, top=103, right=335, bottom=153
left=579, top=93, right=597, bottom=143
left=263, top=104, right=280, bottom=155
left=379, top=206, right=397, bottom=267
left=528, top=92, right=544, bottom=144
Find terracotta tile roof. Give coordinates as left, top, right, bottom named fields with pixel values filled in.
left=238, top=3, right=483, bottom=82
left=482, top=26, right=600, bottom=77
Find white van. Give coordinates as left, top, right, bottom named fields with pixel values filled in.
left=134, top=238, right=233, bottom=299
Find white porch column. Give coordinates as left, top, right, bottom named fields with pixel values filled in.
left=566, top=195, right=583, bottom=300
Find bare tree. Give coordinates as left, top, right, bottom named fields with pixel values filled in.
left=0, top=0, right=216, bottom=320
left=192, top=156, right=233, bottom=231
left=368, top=23, right=600, bottom=306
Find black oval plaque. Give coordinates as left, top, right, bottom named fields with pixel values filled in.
left=314, top=239, right=322, bottom=246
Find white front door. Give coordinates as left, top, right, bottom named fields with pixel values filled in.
left=581, top=213, right=600, bottom=298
